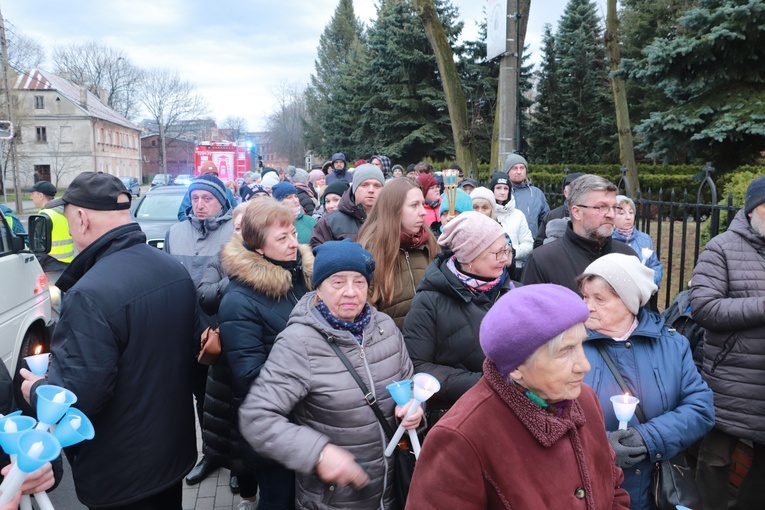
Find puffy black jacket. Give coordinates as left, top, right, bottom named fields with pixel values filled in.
left=295, top=184, right=317, bottom=217
left=32, top=223, right=197, bottom=508
left=403, top=251, right=515, bottom=411
left=691, top=209, right=765, bottom=443
left=218, top=239, right=313, bottom=469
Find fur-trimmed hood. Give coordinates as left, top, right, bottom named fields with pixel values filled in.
left=220, top=238, right=314, bottom=300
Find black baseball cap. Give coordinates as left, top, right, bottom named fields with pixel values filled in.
left=24, top=181, right=57, bottom=197
left=564, top=172, right=584, bottom=187
left=46, top=172, right=131, bottom=210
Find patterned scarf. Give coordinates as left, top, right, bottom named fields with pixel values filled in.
left=446, top=256, right=502, bottom=294
left=615, top=225, right=635, bottom=239
left=400, top=227, right=429, bottom=250
left=317, top=299, right=372, bottom=345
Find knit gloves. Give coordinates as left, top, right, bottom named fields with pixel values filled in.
left=608, top=428, right=648, bottom=468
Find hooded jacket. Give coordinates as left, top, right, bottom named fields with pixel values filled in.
left=238, top=292, right=414, bottom=510
left=403, top=251, right=514, bottom=411
left=309, top=189, right=367, bottom=248
left=522, top=222, right=638, bottom=294
left=32, top=223, right=197, bottom=508
left=691, top=209, right=765, bottom=443
left=165, top=209, right=234, bottom=285
left=406, top=360, right=630, bottom=510
left=583, top=309, right=714, bottom=510
left=492, top=195, right=533, bottom=265
left=511, top=178, right=550, bottom=238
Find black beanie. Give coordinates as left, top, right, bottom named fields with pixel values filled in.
left=489, top=172, right=510, bottom=192
left=321, top=179, right=350, bottom=205
left=745, top=175, right=765, bottom=215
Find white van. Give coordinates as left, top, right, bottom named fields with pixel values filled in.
left=0, top=213, right=53, bottom=398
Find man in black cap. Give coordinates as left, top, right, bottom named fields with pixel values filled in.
left=20, top=172, right=197, bottom=509
left=25, top=181, right=75, bottom=277
left=533, top=172, right=584, bottom=248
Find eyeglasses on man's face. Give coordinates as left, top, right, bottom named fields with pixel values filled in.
left=575, top=204, right=624, bottom=215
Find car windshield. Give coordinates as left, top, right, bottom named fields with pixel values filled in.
left=119, top=177, right=132, bottom=185
left=134, top=193, right=184, bottom=221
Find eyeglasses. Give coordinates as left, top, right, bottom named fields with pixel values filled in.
left=488, top=244, right=513, bottom=261
left=575, top=204, right=624, bottom=215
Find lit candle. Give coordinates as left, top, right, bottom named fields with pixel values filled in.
left=25, top=347, right=50, bottom=377
left=611, top=393, right=639, bottom=430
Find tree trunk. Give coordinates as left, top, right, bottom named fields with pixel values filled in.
left=606, top=0, right=638, bottom=197
left=491, top=0, right=531, bottom=174
left=412, top=0, right=477, bottom=178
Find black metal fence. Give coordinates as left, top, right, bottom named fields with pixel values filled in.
left=541, top=164, right=741, bottom=310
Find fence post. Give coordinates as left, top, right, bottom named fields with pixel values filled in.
left=697, top=162, right=719, bottom=237
left=616, top=164, right=632, bottom=197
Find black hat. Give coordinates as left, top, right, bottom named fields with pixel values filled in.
left=564, top=172, right=584, bottom=187
left=24, top=181, right=57, bottom=197
left=489, top=172, right=510, bottom=192
left=320, top=179, right=350, bottom=205
left=47, top=172, right=131, bottom=210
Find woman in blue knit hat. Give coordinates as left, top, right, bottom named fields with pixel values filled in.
left=239, top=239, right=423, bottom=510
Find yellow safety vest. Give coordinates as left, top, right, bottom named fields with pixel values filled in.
left=41, top=208, right=75, bottom=263
left=3, top=214, right=12, bottom=230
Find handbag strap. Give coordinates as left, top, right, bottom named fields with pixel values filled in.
left=328, top=341, right=398, bottom=442
left=595, top=342, right=647, bottom=423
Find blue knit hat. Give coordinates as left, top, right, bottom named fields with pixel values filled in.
left=312, top=239, right=375, bottom=288
left=188, top=174, right=229, bottom=211
left=272, top=181, right=298, bottom=201
left=440, top=188, right=473, bottom=215
left=480, top=284, right=590, bottom=375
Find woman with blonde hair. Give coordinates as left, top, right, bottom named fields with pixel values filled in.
left=357, top=177, right=437, bottom=330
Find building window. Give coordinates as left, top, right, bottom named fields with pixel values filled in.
left=34, top=96, right=44, bottom=109
left=35, top=127, right=47, bottom=142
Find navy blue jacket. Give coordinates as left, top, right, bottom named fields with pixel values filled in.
left=582, top=309, right=714, bottom=510
left=32, top=223, right=197, bottom=508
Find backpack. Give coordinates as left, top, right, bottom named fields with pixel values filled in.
left=662, top=289, right=705, bottom=371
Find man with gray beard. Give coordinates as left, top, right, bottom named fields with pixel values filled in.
left=521, top=174, right=637, bottom=293
left=690, top=175, right=765, bottom=510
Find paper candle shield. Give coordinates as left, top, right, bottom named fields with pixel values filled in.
left=36, top=385, right=77, bottom=426
left=16, top=430, right=60, bottom=473
left=386, top=380, right=412, bottom=406
left=52, top=408, right=95, bottom=447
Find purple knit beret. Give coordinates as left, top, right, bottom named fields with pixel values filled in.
left=480, top=284, right=590, bottom=375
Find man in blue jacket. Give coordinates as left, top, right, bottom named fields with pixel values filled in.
left=21, top=172, right=197, bottom=509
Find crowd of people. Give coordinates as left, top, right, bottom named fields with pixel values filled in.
left=5, top=153, right=765, bottom=510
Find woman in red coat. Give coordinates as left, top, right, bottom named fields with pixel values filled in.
left=407, top=284, right=630, bottom=510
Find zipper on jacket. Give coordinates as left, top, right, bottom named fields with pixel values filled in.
left=403, top=250, right=417, bottom=295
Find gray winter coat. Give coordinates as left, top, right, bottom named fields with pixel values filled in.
left=238, top=292, right=414, bottom=510
left=691, top=209, right=765, bottom=443
left=165, top=211, right=234, bottom=285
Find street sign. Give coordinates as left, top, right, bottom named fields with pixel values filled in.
left=0, top=121, right=13, bottom=140
left=487, top=0, right=508, bottom=60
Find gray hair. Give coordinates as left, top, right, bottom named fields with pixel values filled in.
left=567, top=174, right=617, bottom=209
left=525, top=330, right=566, bottom=367
left=251, top=172, right=262, bottom=181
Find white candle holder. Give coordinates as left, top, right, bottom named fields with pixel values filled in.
left=610, top=394, right=639, bottom=430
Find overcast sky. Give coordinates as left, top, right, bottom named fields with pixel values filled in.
left=4, top=0, right=607, bottom=130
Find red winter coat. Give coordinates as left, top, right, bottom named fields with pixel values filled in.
left=406, top=360, right=630, bottom=510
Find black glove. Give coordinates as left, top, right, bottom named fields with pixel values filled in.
left=608, top=427, right=648, bottom=468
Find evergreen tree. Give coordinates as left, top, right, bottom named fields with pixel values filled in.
left=526, top=24, right=563, bottom=163
left=631, top=0, right=765, bottom=169
left=351, top=0, right=463, bottom=163
left=554, top=0, right=616, bottom=163
left=619, top=0, right=698, bottom=157
left=304, top=0, right=365, bottom=157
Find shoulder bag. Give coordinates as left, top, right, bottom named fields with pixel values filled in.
left=595, top=343, right=701, bottom=510
left=328, top=341, right=415, bottom=510
left=197, top=326, right=221, bottom=365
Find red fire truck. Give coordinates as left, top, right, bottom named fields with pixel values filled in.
left=193, top=141, right=252, bottom=181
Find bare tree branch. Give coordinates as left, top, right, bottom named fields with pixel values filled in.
left=265, top=83, right=308, bottom=166
left=138, top=68, right=208, bottom=173
left=52, top=41, right=143, bottom=121
left=220, top=116, right=248, bottom=141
